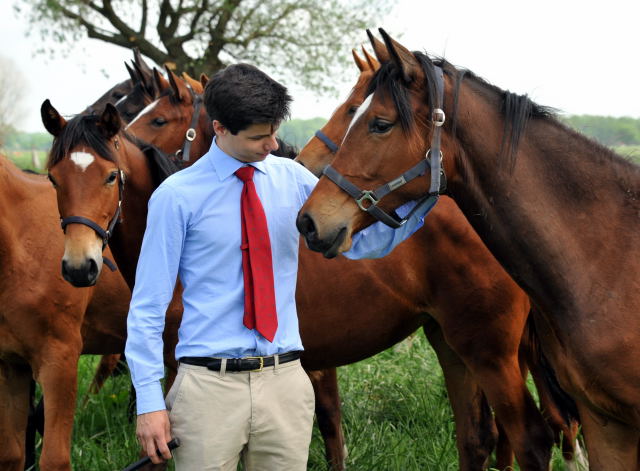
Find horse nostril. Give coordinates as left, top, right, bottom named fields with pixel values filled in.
left=296, top=213, right=317, bottom=238
left=88, top=258, right=99, bottom=278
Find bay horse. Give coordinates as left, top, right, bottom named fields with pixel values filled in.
left=0, top=154, right=134, bottom=471
left=298, top=27, right=640, bottom=470
left=296, top=44, right=584, bottom=470
left=45, top=69, right=569, bottom=470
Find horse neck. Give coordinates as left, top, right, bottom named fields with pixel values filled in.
left=109, top=138, right=157, bottom=288
left=447, top=82, right=640, bottom=314
left=0, top=156, right=59, bottom=264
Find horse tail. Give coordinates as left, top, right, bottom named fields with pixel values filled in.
left=87, top=353, right=124, bottom=396
left=522, top=312, right=580, bottom=460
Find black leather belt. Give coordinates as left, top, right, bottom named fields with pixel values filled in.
left=179, top=351, right=301, bottom=372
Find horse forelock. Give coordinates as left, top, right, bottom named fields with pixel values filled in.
left=47, top=114, right=116, bottom=169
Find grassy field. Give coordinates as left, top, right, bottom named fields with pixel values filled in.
left=29, top=333, right=579, bottom=470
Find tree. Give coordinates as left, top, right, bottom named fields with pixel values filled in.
left=0, top=55, right=26, bottom=148
left=16, top=0, right=394, bottom=93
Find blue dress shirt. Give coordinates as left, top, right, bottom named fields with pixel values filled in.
left=126, top=139, right=430, bottom=414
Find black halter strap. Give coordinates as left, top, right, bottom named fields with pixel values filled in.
left=314, top=130, right=339, bottom=153
left=176, top=85, right=203, bottom=163
left=321, top=65, right=447, bottom=229
left=59, top=169, right=125, bottom=272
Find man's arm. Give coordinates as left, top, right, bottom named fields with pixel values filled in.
left=125, top=183, right=186, bottom=463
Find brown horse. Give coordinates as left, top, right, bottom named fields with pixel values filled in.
left=296, top=44, right=585, bottom=471
left=299, top=28, right=640, bottom=470
left=0, top=154, right=133, bottom=471
left=45, top=69, right=570, bottom=470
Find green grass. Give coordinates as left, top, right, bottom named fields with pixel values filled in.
left=28, top=333, right=583, bottom=470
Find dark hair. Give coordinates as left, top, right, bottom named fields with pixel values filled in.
left=204, top=63, right=292, bottom=134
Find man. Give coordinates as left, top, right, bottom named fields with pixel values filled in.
left=125, top=63, right=429, bottom=470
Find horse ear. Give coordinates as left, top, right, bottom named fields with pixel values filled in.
left=41, top=99, right=67, bottom=137
left=352, top=49, right=367, bottom=72
left=361, top=46, right=380, bottom=71
left=133, top=60, right=155, bottom=98
left=200, top=73, right=209, bottom=88
left=366, top=29, right=390, bottom=63
left=132, top=47, right=154, bottom=80
left=125, top=61, right=137, bottom=83
left=182, top=71, right=204, bottom=93
left=98, top=103, right=122, bottom=139
left=165, top=65, right=186, bottom=101
left=153, top=67, right=170, bottom=92
left=378, top=28, right=420, bottom=83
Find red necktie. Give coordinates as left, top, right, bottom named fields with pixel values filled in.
left=235, top=166, right=278, bottom=342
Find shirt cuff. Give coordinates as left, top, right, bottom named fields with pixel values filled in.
left=134, top=381, right=167, bottom=415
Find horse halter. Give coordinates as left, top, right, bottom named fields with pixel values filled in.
left=174, top=84, right=203, bottom=164
left=318, top=65, right=447, bottom=229
left=59, top=166, right=125, bottom=272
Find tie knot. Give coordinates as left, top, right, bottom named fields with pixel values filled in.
left=235, top=166, right=255, bottom=182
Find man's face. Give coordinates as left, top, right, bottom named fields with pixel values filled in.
left=214, top=121, right=280, bottom=163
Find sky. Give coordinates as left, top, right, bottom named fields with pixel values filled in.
left=1, top=0, right=639, bottom=133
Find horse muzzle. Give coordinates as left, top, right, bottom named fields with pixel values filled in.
left=296, top=212, right=348, bottom=259
left=61, top=257, right=100, bottom=287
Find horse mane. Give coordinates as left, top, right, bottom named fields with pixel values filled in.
left=366, top=51, right=563, bottom=168
left=46, top=112, right=180, bottom=186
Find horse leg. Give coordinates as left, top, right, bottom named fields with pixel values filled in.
left=578, top=402, right=639, bottom=471
left=423, top=323, right=497, bottom=470
left=466, top=356, right=553, bottom=471
left=0, top=361, right=32, bottom=471
left=307, top=368, right=346, bottom=471
left=35, top=346, right=81, bottom=471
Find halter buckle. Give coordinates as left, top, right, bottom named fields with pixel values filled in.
left=356, top=190, right=379, bottom=211
left=185, top=128, right=197, bottom=141
left=433, top=108, right=445, bottom=127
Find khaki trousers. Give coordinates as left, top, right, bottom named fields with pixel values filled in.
left=166, top=358, right=315, bottom=471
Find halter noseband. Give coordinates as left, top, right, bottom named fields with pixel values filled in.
left=174, top=84, right=203, bottom=164
left=316, top=65, right=447, bottom=229
left=59, top=168, right=125, bottom=272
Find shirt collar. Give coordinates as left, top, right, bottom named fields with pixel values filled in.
left=207, top=138, right=268, bottom=181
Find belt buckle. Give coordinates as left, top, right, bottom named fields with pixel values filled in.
left=246, top=356, right=264, bottom=372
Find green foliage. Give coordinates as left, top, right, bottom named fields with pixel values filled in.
left=3, top=131, right=52, bottom=151
left=278, top=117, right=327, bottom=149
left=16, top=0, right=395, bottom=94
left=562, top=115, right=640, bottom=146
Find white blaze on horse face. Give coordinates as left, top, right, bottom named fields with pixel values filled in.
left=343, top=94, right=373, bottom=143
left=70, top=151, right=95, bottom=172
left=125, top=99, right=158, bottom=129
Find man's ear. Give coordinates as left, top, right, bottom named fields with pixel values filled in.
left=212, top=120, right=227, bottom=136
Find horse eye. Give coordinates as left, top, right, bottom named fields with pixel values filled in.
left=106, top=171, right=118, bottom=184
left=152, top=117, right=167, bottom=127
left=47, top=173, right=57, bottom=188
left=347, top=105, right=358, bottom=116
left=369, top=119, right=393, bottom=134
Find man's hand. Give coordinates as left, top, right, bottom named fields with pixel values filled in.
left=136, top=410, right=172, bottom=464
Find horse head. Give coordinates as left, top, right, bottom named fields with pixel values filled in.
left=43, top=100, right=128, bottom=287
left=126, top=66, right=209, bottom=164
left=297, top=29, right=452, bottom=257
left=295, top=46, right=380, bottom=177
